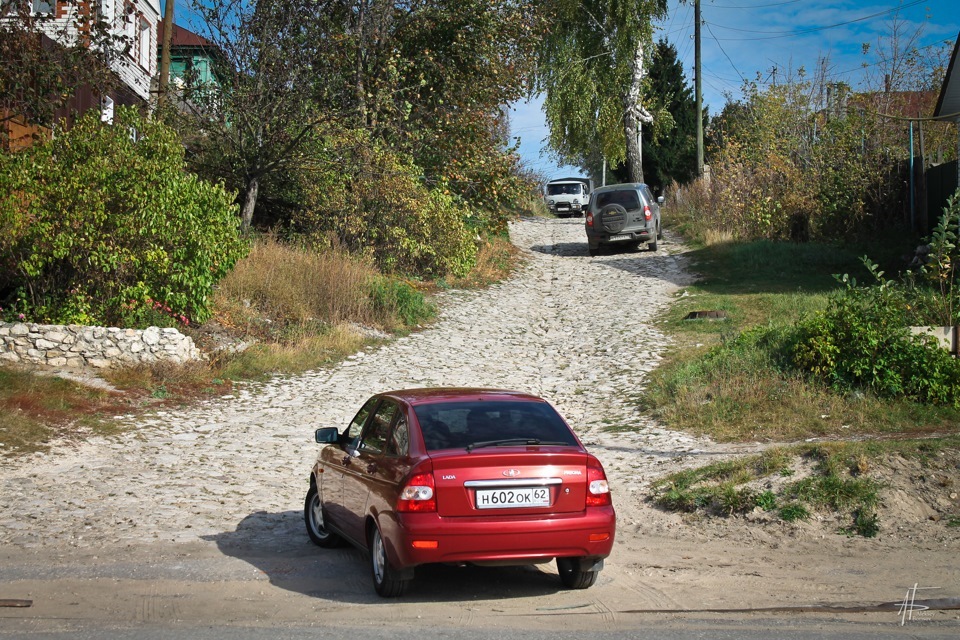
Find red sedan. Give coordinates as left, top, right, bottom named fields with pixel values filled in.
left=304, top=388, right=616, bottom=597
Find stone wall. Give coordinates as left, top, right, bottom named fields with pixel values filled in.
left=0, top=323, right=202, bottom=369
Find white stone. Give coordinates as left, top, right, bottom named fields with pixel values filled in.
left=142, top=327, right=161, bottom=345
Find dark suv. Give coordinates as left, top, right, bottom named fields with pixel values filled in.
left=585, top=183, right=663, bottom=256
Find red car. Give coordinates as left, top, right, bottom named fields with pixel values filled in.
left=304, top=388, right=616, bottom=597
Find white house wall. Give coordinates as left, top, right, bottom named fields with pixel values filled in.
left=29, top=0, right=160, bottom=103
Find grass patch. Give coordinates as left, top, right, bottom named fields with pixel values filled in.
left=0, top=367, right=131, bottom=457
left=213, top=235, right=435, bottom=336
left=209, top=325, right=368, bottom=380
left=640, top=237, right=960, bottom=442
left=438, top=236, right=520, bottom=289
left=650, top=437, right=960, bottom=537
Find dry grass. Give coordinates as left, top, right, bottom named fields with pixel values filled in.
left=211, top=325, right=368, bottom=380
left=215, top=235, right=384, bottom=330
left=701, top=228, right=735, bottom=246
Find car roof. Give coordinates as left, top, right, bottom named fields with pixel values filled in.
left=378, top=388, right=547, bottom=406
left=593, top=182, right=648, bottom=193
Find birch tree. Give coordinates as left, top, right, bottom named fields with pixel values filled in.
left=536, top=0, right=666, bottom=182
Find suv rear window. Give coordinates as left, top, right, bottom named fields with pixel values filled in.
left=595, top=190, right=641, bottom=210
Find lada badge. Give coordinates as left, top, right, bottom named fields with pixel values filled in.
left=502, top=469, right=521, bottom=477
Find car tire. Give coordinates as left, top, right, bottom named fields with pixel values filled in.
left=370, top=525, right=410, bottom=597
left=557, top=557, right=598, bottom=589
left=304, top=485, right=343, bottom=548
left=648, top=235, right=658, bottom=252
left=657, top=221, right=663, bottom=240
left=588, top=244, right=599, bottom=257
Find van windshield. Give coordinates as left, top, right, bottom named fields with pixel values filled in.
left=546, top=184, right=582, bottom=196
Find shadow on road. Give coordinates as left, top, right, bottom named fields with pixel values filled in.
left=203, top=510, right=565, bottom=603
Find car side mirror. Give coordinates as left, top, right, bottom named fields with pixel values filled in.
left=315, top=427, right=339, bottom=443
left=657, top=196, right=665, bottom=204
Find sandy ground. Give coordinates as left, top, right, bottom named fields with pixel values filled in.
left=1, top=217, right=958, bottom=635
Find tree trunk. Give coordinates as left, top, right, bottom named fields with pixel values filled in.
left=623, top=39, right=652, bottom=183
left=240, top=176, right=259, bottom=233
left=624, top=106, right=643, bottom=184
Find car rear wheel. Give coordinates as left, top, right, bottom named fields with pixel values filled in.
left=370, top=525, right=410, bottom=597
left=557, top=557, right=598, bottom=589
left=304, top=485, right=343, bottom=548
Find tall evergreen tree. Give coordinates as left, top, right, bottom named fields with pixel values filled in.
left=641, top=39, right=701, bottom=194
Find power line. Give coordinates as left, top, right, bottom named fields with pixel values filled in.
left=707, top=0, right=804, bottom=9
left=704, top=20, right=748, bottom=84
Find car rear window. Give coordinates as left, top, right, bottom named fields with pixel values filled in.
left=413, top=401, right=579, bottom=451
left=595, top=190, right=641, bottom=210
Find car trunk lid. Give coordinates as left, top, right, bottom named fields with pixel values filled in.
left=429, top=448, right=590, bottom=517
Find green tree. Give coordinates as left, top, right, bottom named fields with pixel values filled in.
left=177, top=0, right=340, bottom=232
left=641, top=39, right=699, bottom=194
left=0, top=107, right=247, bottom=326
left=536, top=0, right=668, bottom=182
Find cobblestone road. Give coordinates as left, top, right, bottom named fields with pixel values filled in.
left=0, top=217, right=718, bottom=551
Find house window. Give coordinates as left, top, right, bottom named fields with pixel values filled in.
left=138, top=18, right=150, bottom=70
left=123, top=4, right=136, bottom=60
left=32, top=0, right=55, bottom=14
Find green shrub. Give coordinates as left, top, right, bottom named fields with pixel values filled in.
left=368, top=276, right=435, bottom=327
left=790, top=261, right=960, bottom=405
left=778, top=502, right=809, bottom=522
left=851, top=508, right=880, bottom=538
left=0, top=107, right=247, bottom=327
left=755, top=490, right=777, bottom=511
left=290, top=130, right=477, bottom=279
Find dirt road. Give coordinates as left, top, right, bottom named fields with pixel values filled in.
left=1, top=218, right=958, bottom=635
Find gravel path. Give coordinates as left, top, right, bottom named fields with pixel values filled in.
left=0, top=217, right=722, bottom=551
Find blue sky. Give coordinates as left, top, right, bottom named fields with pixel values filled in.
left=513, top=0, right=960, bottom=179
left=167, top=2, right=958, bottom=181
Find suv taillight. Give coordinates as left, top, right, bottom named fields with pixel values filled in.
left=397, top=472, right=436, bottom=512
left=585, top=463, right=612, bottom=507
left=643, top=205, right=652, bottom=221
left=585, top=212, right=594, bottom=228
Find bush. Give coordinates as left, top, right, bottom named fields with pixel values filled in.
left=0, top=107, right=247, bottom=326
left=289, top=130, right=478, bottom=279
left=790, top=241, right=960, bottom=405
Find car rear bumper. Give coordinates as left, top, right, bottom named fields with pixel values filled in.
left=387, top=506, right=616, bottom=568
left=587, top=229, right=653, bottom=245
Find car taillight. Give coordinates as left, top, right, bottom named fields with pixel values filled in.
left=643, top=205, right=652, bottom=221
left=585, top=464, right=611, bottom=507
left=586, top=212, right=594, bottom=227
left=397, top=472, right=436, bottom=512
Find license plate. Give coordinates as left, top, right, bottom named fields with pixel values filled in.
left=609, top=234, right=631, bottom=241
left=475, top=487, right=550, bottom=509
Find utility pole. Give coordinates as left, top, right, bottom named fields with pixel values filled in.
left=695, top=0, right=703, bottom=176
left=158, top=0, right=175, bottom=107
